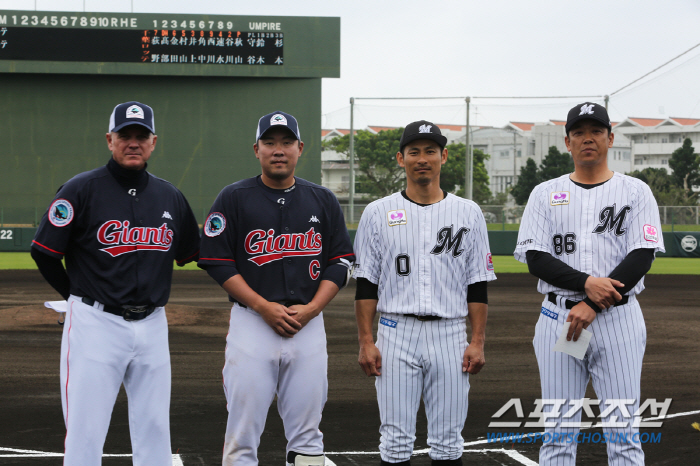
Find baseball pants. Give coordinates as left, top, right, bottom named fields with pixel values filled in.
left=375, top=313, right=470, bottom=463
left=222, top=304, right=327, bottom=466
left=61, top=296, right=172, bottom=466
left=533, top=295, right=646, bottom=466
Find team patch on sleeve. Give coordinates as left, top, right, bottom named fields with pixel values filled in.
left=204, top=212, right=226, bottom=237
left=48, top=199, right=74, bottom=227
left=643, top=224, right=659, bottom=243
left=550, top=191, right=570, bottom=206
left=387, top=209, right=407, bottom=226
left=486, top=253, right=494, bottom=271
left=379, top=317, right=397, bottom=328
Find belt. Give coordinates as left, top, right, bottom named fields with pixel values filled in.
left=81, top=297, right=156, bottom=321
left=405, top=314, right=442, bottom=321
left=547, top=292, right=629, bottom=310
left=235, top=300, right=304, bottom=310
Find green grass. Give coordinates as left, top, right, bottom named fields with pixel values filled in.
left=3, top=252, right=697, bottom=274
left=661, top=224, right=700, bottom=232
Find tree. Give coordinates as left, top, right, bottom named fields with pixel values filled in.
left=511, top=158, right=539, bottom=205
left=668, top=138, right=700, bottom=199
left=511, top=146, right=574, bottom=205
left=440, top=143, right=492, bottom=204
left=322, top=128, right=405, bottom=198
left=538, top=146, right=575, bottom=182
left=628, top=167, right=697, bottom=206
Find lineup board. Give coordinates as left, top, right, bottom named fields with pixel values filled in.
left=0, top=11, right=339, bottom=77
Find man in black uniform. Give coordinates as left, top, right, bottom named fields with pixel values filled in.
left=198, top=111, right=354, bottom=466
left=31, top=101, right=200, bottom=466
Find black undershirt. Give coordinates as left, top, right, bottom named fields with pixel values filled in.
left=31, top=159, right=149, bottom=300
left=526, top=176, right=655, bottom=311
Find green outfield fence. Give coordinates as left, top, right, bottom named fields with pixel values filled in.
left=4, top=226, right=699, bottom=258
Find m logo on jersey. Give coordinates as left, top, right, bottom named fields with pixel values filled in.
left=245, top=227, right=322, bottom=266
left=387, top=210, right=407, bottom=226
left=49, top=199, right=74, bottom=227
left=592, top=204, right=631, bottom=236
left=550, top=191, right=570, bottom=206
left=205, top=213, right=226, bottom=237
left=97, top=220, right=174, bottom=257
left=579, top=104, right=595, bottom=116
left=431, top=225, right=470, bottom=258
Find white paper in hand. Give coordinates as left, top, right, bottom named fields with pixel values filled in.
left=553, top=322, right=592, bottom=360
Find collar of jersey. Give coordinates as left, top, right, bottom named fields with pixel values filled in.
left=256, top=174, right=297, bottom=193
left=401, top=189, right=447, bottom=207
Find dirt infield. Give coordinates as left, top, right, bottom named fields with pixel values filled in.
left=1, top=270, right=698, bottom=465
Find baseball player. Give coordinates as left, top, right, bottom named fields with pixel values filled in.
left=353, top=121, right=496, bottom=465
left=197, top=111, right=354, bottom=466
left=30, top=102, right=201, bottom=465
left=514, top=102, right=665, bottom=465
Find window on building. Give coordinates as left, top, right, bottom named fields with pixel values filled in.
left=661, top=159, right=667, bottom=165
left=661, top=137, right=668, bottom=143
left=635, top=158, right=642, bottom=165
left=623, top=152, right=630, bottom=160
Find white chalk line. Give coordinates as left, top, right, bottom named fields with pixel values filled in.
left=0, top=447, right=183, bottom=464
left=1, top=409, right=696, bottom=465
left=324, top=408, right=700, bottom=466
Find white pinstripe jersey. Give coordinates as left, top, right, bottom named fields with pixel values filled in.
left=353, top=192, right=497, bottom=318
left=514, top=172, right=665, bottom=299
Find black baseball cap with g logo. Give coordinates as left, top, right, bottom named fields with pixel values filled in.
left=565, top=102, right=611, bottom=134
left=399, top=120, right=448, bottom=151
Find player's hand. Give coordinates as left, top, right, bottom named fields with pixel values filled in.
left=288, top=303, right=320, bottom=329
left=256, top=302, right=302, bottom=338
left=566, top=302, right=597, bottom=342
left=463, top=343, right=485, bottom=375
left=584, top=276, right=624, bottom=309
left=358, top=342, right=382, bottom=377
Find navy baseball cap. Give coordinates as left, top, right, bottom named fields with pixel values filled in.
left=255, top=111, right=301, bottom=141
left=399, top=120, right=447, bottom=151
left=108, top=101, right=155, bottom=133
left=565, top=102, right=611, bottom=133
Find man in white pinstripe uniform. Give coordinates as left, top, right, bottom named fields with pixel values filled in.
left=354, top=121, right=496, bottom=465
left=514, top=102, right=665, bottom=465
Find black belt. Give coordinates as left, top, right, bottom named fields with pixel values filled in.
left=81, top=297, right=156, bottom=321
left=547, top=292, right=629, bottom=310
left=405, top=314, right=442, bottom=321
left=235, top=300, right=304, bottom=310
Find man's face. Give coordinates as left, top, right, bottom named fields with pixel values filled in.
left=106, top=125, right=157, bottom=170
left=254, top=126, right=303, bottom=181
left=397, top=139, right=447, bottom=186
left=565, top=120, right=614, bottom=168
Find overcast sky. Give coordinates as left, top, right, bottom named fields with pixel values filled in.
left=3, top=0, right=700, bottom=129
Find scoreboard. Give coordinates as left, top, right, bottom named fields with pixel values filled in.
left=0, top=11, right=339, bottom=77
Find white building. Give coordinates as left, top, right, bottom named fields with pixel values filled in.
left=611, top=117, right=700, bottom=172
left=321, top=116, right=700, bottom=198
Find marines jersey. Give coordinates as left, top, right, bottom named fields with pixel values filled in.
left=32, top=165, right=201, bottom=307
left=514, top=172, right=665, bottom=299
left=198, top=176, right=355, bottom=304
left=353, top=192, right=496, bottom=318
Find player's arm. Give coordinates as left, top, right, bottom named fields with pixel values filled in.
left=526, top=250, right=623, bottom=310
left=464, top=281, right=487, bottom=375
left=355, top=277, right=381, bottom=377
left=219, top=274, right=302, bottom=338
left=30, top=248, right=70, bottom=300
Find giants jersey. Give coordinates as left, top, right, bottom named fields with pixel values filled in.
left=353, top=192, right=496, bottom=318
left=32, top=165, right=201, bottom=307
left=198, top=176, right=354, bottom=304
left=514, top=172, right=665, bottom=299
